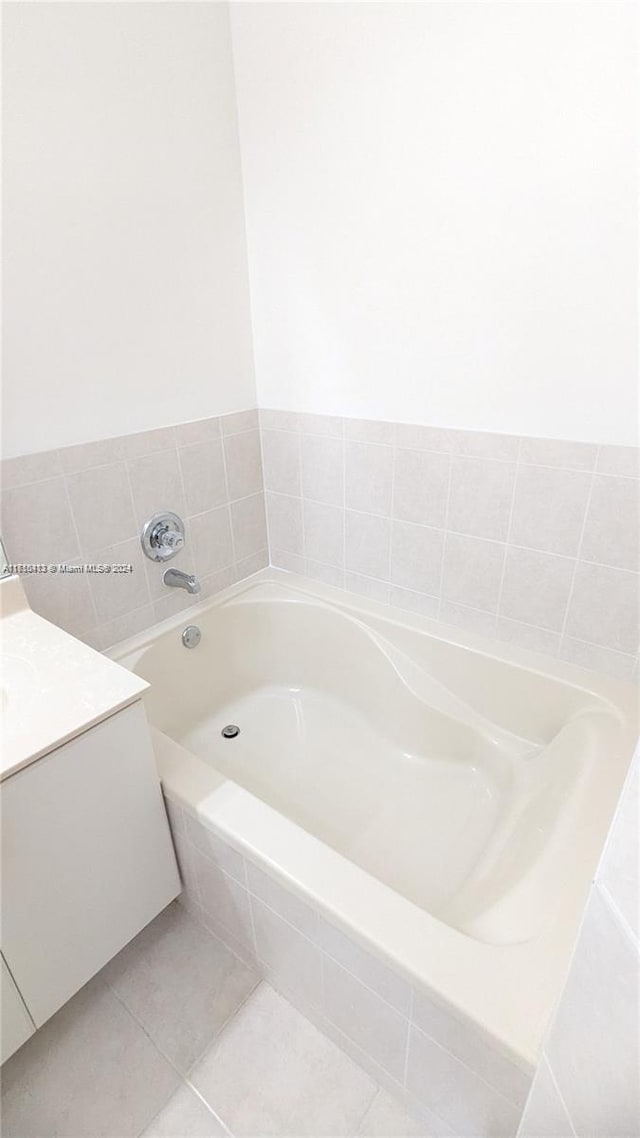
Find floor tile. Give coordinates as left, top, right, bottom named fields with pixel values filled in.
left=357, top=1089, right=452, bottom=1137
left=140, top=1085, right=228, bottom=1137
left=0, top=977, right=180, bottom=1138
left=103, top=901, right=258, bottom=1072
left=189, top=982, right=377, bottom=1137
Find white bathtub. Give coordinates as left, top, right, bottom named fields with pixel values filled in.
left=112, top=569, right=637, bottom=1077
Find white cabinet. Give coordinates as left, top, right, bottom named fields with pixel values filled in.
left=1, top=701, right=180, bottom=1029
left=0, top=954, right=34, bottom=1064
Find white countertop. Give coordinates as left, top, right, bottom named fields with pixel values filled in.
left=0, top=576, right=148, bottom=780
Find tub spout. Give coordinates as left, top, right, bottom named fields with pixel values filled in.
left=162, top=567, right=201, bottom=594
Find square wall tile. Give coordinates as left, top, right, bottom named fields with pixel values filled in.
left=447, top=457, right=516, bottom=541
left=22, top=557, right=97, bottom=639
left=262, top=430, right=301, bottom=495
left=128, top=449, right=186, bottom=530
left=224, top=430, right=263, bottom=501
left=509, top=465, right=591, bottom=557
left=66, top=462, right=138, bottom=556
left=322, top=956, right=409, bottom=1082
left=500, top=548, right=574, bottom=632
left=303, top=500, right=344, bottom=566
left=175, top=417, right=221, bottom=446
left=393, top=449, right=449, bottom=528
left=345, top=418, right=395, bottom=445
left=441, top=534, right=505, bottom=613
left=251, top=898, right=323, bottom=1015
left=266, top=493, right=304, bottom=555
left=230, top=494, right=268, bottom=561
left=390, top=587, right=440, bottom=618
left=178, top=440, right=227, bottom=516
left=318, top=918, right=411, bottom=1016
left=125, top=426, right=176, bottom=459
left=581, top=475, right=639, bottom=571
left=390, top=522, right=443, bottom=596
left=516, top=1056, right=575, bottom=1138
left=345, top=511, right=391, bottom=580
left=519, top=437, right=597, bottom=471
left=345, top=443, right=393, bottom=516
left=596, top=445, right=640, bottom=477
left=190, top=506, right=234, bottom=576
left=565, top=562, right=639, bottom=654
left=221, top=409, right=259, bottom=435
left=59, top=437, right=127, bottom=475
left=195, top=853, right=255, bottom=955
left=87, top=538, right=150, bottom=623
left=301, top=435, right=344, bottom=506
left=1, top=448, right=62, bottom=488
left=247, top=863, right=318, bottom=940
left=1, top=478, right=79, bottom=565
left=298, top=412, right=344, bottom=437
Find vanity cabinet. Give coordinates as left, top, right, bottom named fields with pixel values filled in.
left=1, top=701, right=180, bottom=1038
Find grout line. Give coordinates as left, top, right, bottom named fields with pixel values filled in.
left=558, top=448, right=600, bottom=650
left=545, top=1057, right=578, bottom=1138
left=494, top=435, right=523, bottom=636
left=402, top=989, right=414, bottom=1086
left=596, top=882, right=640, bottom=953
left=436, top=452, right=453, bottom=619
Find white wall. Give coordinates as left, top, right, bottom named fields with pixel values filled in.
left=2, top=1, right=256, bottom=459
left=231, top=1, right=637, bottom=444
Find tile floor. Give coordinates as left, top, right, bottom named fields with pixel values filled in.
left=0, top=902, right=439, bottom=1138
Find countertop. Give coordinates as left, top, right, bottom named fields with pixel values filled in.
left=1, top=576, right=148, bottom=780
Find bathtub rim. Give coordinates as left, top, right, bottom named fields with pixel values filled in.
left=108, top=567, right=638, bottom=1068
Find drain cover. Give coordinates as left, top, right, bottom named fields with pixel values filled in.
left=221, top=724, right=240, bottom=739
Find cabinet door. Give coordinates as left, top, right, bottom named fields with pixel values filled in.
left=1, top=701, right=180, bottom=1026
left=0, top=953, right=34, bottom=1063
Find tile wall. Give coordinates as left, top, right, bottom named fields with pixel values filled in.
left=517, top=747, right=639, bottom=1138
left=260, top=410, right=640, bottom=679
left=0, top=410, right=267, bottom=648
left=163, top=794, right=533, bottom=1138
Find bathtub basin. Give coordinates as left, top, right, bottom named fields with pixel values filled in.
left=112, top=570, right=637, bottom=1067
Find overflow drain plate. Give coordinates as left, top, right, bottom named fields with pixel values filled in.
left=221, top=724, right=240, bottom=739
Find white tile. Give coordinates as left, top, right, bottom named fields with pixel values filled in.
left=141, top=1085, right=228, bottom=1138
left=406, top=1025, right=521, bottom=1138
left=509, top=466, right=591, bottom=557
left=230, top=493, right=268, bottom=560
left=223, top=431, right=263, bottom=501
left=390, top=522, right=444, bottom=596
left=516, top=1057, right=575, bottom=1138
left=190, top=506, right=234, bottom=576
left=59, top=437, right=127, bottom=474
left=345, top=573, right=391, bottom=603
left=261, top=429, right=302, bottom=495
left=301, top=434, right=344, bottom=506
left=221, top=410, right=259, bottom=436
left=581, top=475, right=639, bottom=571
left=565, top=562, right=639, bottom=654
left=597, top=755, right=639, bottom=940
left=251, top=898, right=323, bottom=1014
left=103, top=902, right=257, bottom=1073
left=393, top=449, right=449, bottom=528
left=303, top=500, right=345, bottom=565
left=446, top=431, right=519, bottom=461
left=545, top=890, right=640, bottom=1137
left=271, top=548, right=306, bottom=573
left=519, top=437, right=597, bottom=471
left=346, top=443, right=394, bottom=516
left=298, top=412, right=344, bottom=438
left=1, top=477, right=80, bottom=564
left=411, top=989, right=532, bottom=1108
left=596, top=445, right=640, bottom=478
left=87, top=537, right=150, bottom=622
left=345, top=418, right=396, bottom=445
left=496, top=618, right=560, bottom=657
left=190, top=983, right=376, bottom=1138
left=99, top=603, right=156, bottom=648
left=185, top=814, right=246, bottom=884
left=0, top=978, right=180, bottom=1138
left=128, top=448, right=187, bottom=529
left=322, top=956, right=409, bottom=1082
left=266, top=492, right=304, bottom=555
left=1, top=448, right=62, bottom=487
left=247, top=862, right=318, bottom=939
left=234, top=550, right=268, bottom=579
left=306, top=559, right=345, bottom=588
left=195, top=852, right=255, bottom=955
left=500, top=548, right=574, bottom=632
left=390, top=587, right=440, bottom=619
left=558, top=637, right=636, bottom=680
left=175, top=417, right=222, bottom=447
left=439, top=600, right=496, bottom=638
left=441, top=534, right=505, bottom=613
left=259, top=409, right=301, bottom=432
left=345, top=511, right=391, bottom=580
left=125, top=426, right=177, bottom=458
left=318, top=918, right=411, bottom=1015
left=178, top=440, right=227, bottom=516
left=394, top=424, right=450, bottom=453
left=447, top=457, right=516, bottom=541
left=22, top=556, right=97, bottom=638
left=358, top=1088, right=449, bottom=1138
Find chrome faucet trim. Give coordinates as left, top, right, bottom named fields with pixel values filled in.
left=162, top=567, right=201, bottom=594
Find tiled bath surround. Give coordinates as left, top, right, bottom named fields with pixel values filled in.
left=517, top=747, right=639, bottom=1138
left=164, top=793, right=533, bottom=1138
left=0, top=410, right=267, bottom=649
left=261, top=410, right=640, bottom=679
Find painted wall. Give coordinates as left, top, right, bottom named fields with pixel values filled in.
left=2, top=1, right=256, bottom=458
left=231, top=1, right=637, bottom=444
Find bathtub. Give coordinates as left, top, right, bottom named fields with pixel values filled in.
left=111, top=569, right=637, bottom=1093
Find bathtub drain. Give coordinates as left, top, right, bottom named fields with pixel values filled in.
left=221, top=724, right=240, bottom=739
